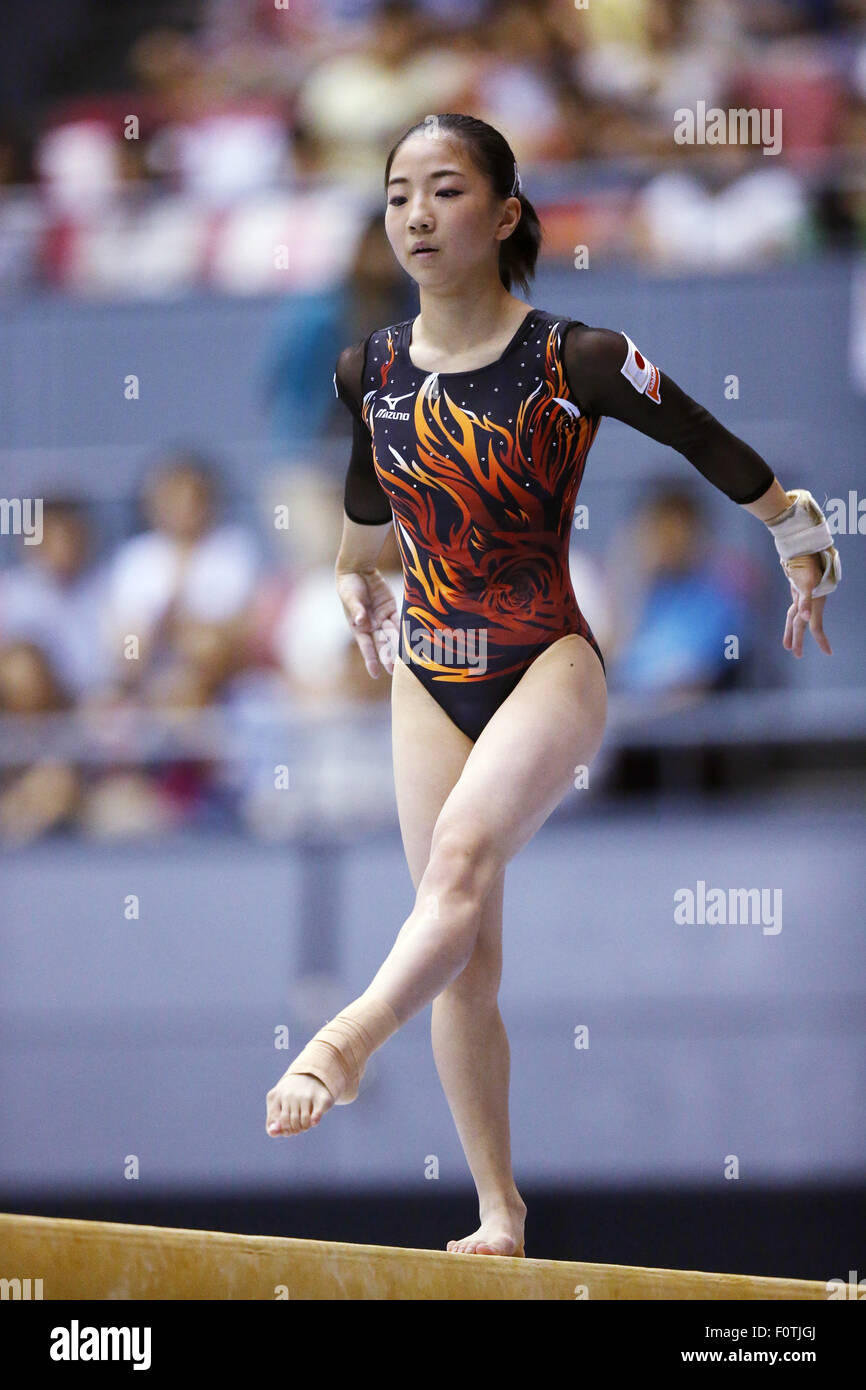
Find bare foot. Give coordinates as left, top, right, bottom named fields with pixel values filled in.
left=446, top=1199, right=527, bottom=1257
left=266, top=1071, right=334, bottom=1137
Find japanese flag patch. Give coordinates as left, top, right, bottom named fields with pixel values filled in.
left=620, top=332, right=661, bottom=404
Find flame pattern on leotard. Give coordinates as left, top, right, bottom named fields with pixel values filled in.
left=362, top=314, right=602, bottom=683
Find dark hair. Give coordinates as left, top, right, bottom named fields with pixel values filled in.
left=131, top=445, right=226, bottom=532
left=644, top=485, right=704, bottom=524
left=384, top=113, right=542, bottom=296
left=40, top=496, right=89, bottom=525
left=141, top=447, right=224, bottom=497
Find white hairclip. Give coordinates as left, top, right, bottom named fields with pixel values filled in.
left=511, top=164, right=522, bottom=196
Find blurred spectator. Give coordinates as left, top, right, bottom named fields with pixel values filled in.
left=261, top=208, right=415, bottom=450
left=103, top=451, right=263, bottom=694
left=267, top=469, right=402, bottom=710
left=154, top=100, right=291, bottom=205
left=338, top=206, right=418, bottom=349
left=103, top=448, right=269, bottom=836
left=34, top=88, right=196, bottom=294
left=197, top=0, right=349, bottom=99
left=0, top=119, right=42, bottom=289
left=603, top=485, right=757, bottom=699
left=568, top=544, right=615, bottom=659
left=75, top=765, right=188, bottom=839
left=0, top=497, right=113, bottom=699
left=229, top=465, right=402, bottom=839
left=469, top=2, right=569, bottom=163
left=36, top=110, right=125, bottom=218
left=0, top=640, right=81, bottom=844
left=734, top=23, right=846, bottom=158
left=632, top=142, right=810, bottom=269
left=574, top=0, right=736, bottom=130
left=292, top=1, right=468, bottom=184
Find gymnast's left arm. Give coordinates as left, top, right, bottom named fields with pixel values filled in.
left=561, top=323, right=840, bottom=659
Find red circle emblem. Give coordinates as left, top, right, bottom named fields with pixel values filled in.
left=634, top=350, right=645, bottom=369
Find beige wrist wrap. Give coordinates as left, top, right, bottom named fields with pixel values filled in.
left=764, top=488, right=841, bottom=597
left=285, top=994, right=400, bottom=1105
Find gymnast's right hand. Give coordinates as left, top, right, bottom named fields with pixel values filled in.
left=336, top=568, right=399, bottom=677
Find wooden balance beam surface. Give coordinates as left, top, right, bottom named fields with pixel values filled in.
left=0, top=1212, right=846, bottom=1300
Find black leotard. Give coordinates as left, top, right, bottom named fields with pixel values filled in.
left=333, top=309, right=774, bottom=741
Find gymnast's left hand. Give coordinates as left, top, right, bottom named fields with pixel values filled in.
left=336, top=567, right=400, bottom=677
left=782, top=552, right=832, bottom=658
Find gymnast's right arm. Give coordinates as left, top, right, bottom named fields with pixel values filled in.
left=333, top=341, right=399, bottom=676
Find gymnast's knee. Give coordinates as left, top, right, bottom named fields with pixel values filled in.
left=440, top=937, right=502, bottom=1006
left=422, top=821, right=500, bottom=914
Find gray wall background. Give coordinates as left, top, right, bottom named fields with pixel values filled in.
left=1, top=789, right=864, bottom=1197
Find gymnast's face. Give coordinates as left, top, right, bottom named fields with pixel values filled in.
left=385, top=133, right=520, bottom=289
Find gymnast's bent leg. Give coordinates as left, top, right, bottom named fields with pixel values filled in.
left=266, top=634, right=606, bottom=1144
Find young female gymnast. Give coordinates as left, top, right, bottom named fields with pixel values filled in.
left=265, top=114, right=840, bottom=1259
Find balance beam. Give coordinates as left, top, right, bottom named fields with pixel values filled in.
left=0, top=1212, right=847, bottom=1300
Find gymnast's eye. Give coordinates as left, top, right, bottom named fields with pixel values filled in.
left=387, top=190, right=462, bottom=206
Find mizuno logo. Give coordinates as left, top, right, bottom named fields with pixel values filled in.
left=380, top=391, right=414, bottom=411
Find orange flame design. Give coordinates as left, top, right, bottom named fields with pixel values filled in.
left=370, top=322, right=600, bottom=681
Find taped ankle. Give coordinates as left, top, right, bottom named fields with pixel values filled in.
left=285, top=994, right=400, bottom=1105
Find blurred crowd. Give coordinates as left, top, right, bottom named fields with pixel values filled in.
left=0, top=0, right=865, bottom=293
left=0, top=0, right=823, bottom=845
left=0, top=451, right=763, bottom=846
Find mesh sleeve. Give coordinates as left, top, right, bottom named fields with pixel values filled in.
left=561, top=322, right=775, bottom=505
left=334, top=339, right=393, bottom=525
